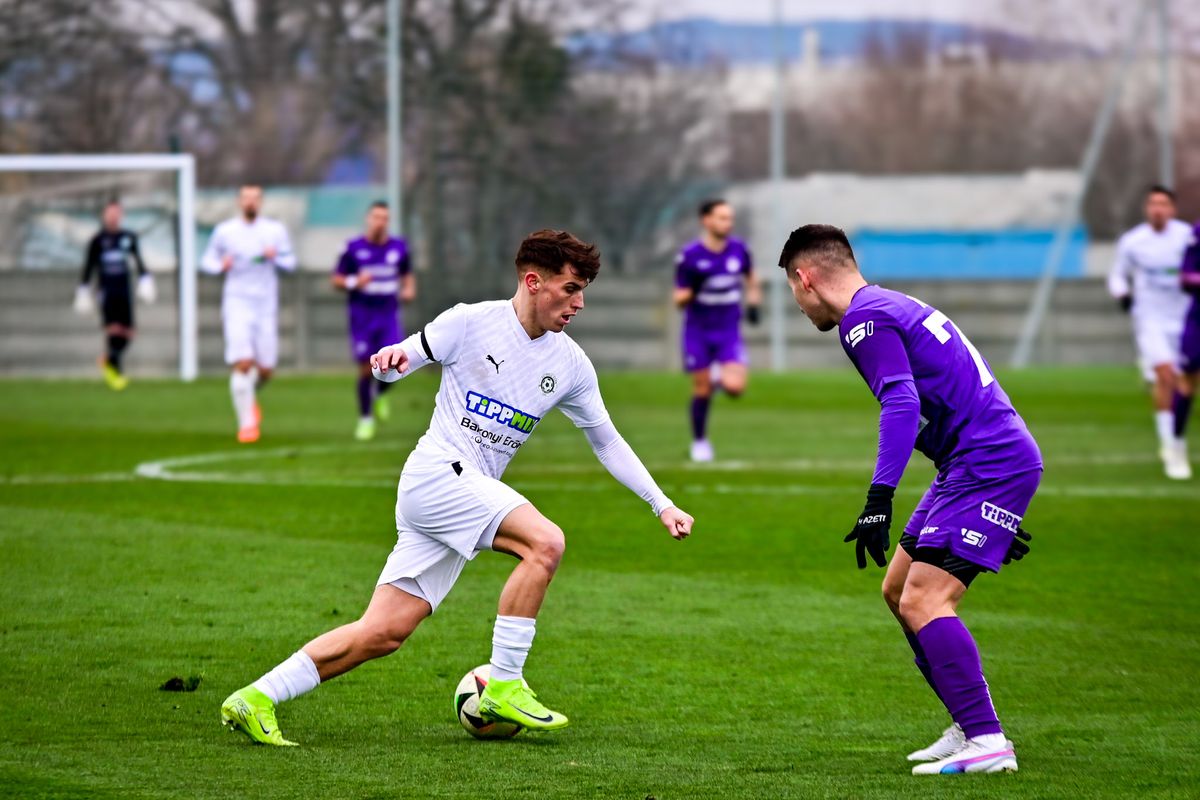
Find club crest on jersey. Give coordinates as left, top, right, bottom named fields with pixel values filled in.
left=845, top=320, right=874, bottom=348
left=387, top=249, right=400, bottom=264
left=464, top=391, right=540, bottom=434
left=539, top=374, right=557, bottom=395
left=980, top=501, right=1021, bottom=533
left=726, top=256, right=740, bottom=272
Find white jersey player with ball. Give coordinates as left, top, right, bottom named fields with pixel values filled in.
left=201, top=184, right=296, bottom=443
left=221, top=229, right=694, bottom=746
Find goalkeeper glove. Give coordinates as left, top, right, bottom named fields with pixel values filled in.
left=72, top=285, right=94, bottom=315
left=1118, top=295, right=1132, bottom=313
left=136, top=274, right=157, bottom=304
left=844, top=483, right=893, bottom=569
left=1002, top=526, right=1032, bottom=565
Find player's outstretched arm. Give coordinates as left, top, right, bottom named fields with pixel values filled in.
left=370, top=331, right=436, bottom=383
left=582, top=420, right=691, bottom=540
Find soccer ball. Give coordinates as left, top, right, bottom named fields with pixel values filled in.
left=454, top=664, right=522, bottom=739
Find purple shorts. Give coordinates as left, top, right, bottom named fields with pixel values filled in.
left=903, top=464, right=1042, bottom=573
left=1182, top=304, right=1200, bottom=374
left=349, top=303, right=401, bottom=363
left=682, top=324, right=746, bottom=372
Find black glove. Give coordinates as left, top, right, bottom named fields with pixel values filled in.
left=747, top=305, right=761, bottom=326
left=1118, top=295, right=1133, bottom=313
left=845, top=484, right=893, bottom=569
left=1002, top=526, right=1032, bottom=565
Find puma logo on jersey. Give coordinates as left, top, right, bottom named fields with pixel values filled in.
left=845, top=320, right=875, bottom=348
left=485, top=355, right=504, bottom=373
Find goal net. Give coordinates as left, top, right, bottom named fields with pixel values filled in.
left=0, top=154, right=197, bottom=380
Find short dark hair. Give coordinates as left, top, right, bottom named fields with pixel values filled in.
left=515, top=229, right=601, bottom=283
left=777, top=224, right=857, bottom=270
left=1147, top=184, right=1176, bottom=202
left=369, top=200, right=388, bottom=211
left=104, top=198, right=121, bottom=209
left=698, top=198, right=729, bottom=218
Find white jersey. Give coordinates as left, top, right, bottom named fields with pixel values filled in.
left=1109, top=220, right=1192, bottom=321
left=201, top=216, right=297, bottom=310
left=406, top=300, right=610, bottom=479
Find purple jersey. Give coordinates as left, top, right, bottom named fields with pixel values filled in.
left=675, top=237, right=753, bottom=329
left=1180, top=222, right=1200, bottom=372
left=840, top=286, right=1041, bottom=481
left=335, top=236, right=411, bottom=310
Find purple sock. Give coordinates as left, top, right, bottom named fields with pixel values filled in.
left=690, top=396, right=710, bottom=440
left=1174, top=391, right=1193, bottom=438
left=916, top=617, right=1003, bottom=738
left=904, top=630, right=946, bottom=707
left=357, top=375, right=373, bottom=418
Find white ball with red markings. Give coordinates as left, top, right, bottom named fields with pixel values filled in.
left=454, top=664, right=523, bottom=739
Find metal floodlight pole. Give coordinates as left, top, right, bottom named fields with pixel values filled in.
left=387, top=0, right=404, bottom=234
left=768, top=0, right=787, bottom=372
left=1158, top=0, right=1173, bottom=187
left=1010, top=2, right=1151, bottom=368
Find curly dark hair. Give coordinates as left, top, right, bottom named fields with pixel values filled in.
left=515, top=229, right=601, bottom=282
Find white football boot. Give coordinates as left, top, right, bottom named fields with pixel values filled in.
left=689, top=439, right=714, bottom=463
left=1165, top=440, right=1192, bottom=480
left=911, top=737, right=1017, bottom=775
left=906, top=723, right=965, bottom=762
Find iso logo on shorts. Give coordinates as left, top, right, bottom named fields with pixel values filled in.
left=539, top=374, right=557, bottom=394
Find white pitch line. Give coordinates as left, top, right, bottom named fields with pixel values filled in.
left=124, top=445, right=1199, bottom=502
left=0, top=471, right=135, bottom=486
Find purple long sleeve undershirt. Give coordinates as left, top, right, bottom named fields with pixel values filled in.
left=871, top=379, right=921, bottom=487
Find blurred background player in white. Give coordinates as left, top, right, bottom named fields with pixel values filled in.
left=331, top=201, right=415, bottom=441
left=201, top=185, right=296, bottom=443
left=74, top=199, right=155, bottom=391
left=220, top=230, right=694, bottom=745
left=673, top=199, right=761, bottom=462
left=1108, top=185, right=1192, bottom=478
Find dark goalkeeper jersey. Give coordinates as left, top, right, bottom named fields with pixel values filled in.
left=81, top=228, right=146, bottom=294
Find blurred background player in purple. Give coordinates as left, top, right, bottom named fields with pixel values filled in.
left=1107, top=186, right=1192, bottom=478
left=673, top=199, right=761, bottom=462
left=332, top=201, right=416, bottom=441
left=778, top=224, right=1040, bottom=776
left=73, top=199, right=155, bottom=391
left=1170, top=221, right=1200, bottom=480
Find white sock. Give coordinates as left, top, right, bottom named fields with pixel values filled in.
left=230, top=370, right=256, bottom=429
left=252, top=650, right=321, bottom=704
left=970, top=732, right=1009, bottom=750
left=1155, top=410, right=1175, bottom=447
left=490, top=615, right=536, bottom=682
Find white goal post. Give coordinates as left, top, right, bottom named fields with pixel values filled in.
left=0, top=153, right=198, bottom=380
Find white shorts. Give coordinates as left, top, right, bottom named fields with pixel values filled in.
left=1133, top=314, right=1184, bottom=381
left=223, top=295, right=279, bottom=368
left=377, top=458, right=528, bottom=612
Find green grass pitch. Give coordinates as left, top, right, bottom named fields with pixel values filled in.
left=1, top=367, right=1197, bottom=798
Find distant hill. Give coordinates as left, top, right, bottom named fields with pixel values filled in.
left=570, top=17, right=1095, bottom=66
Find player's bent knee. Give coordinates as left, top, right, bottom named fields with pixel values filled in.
left=897, top=587, right=935, bottom=631
left=530, top=525, right=565, bottom=573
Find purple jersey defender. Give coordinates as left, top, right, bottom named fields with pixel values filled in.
left=1180, top=222, right=1200, bottom=373
left=675, top=237, right=753, bottom=371
left=335, top=236, right=411, bottom=362
left=839, top=285, right=1043, bottom=572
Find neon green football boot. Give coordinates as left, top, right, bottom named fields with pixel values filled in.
left=373, top=393, right=391, bottom=422
left=354, top=418, right=376, bottom=441
left=102, top=363, right=128, bottom=391
left=220, top=686, right=298, bottom=746
left=478, top=678, right=569, bottom=731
